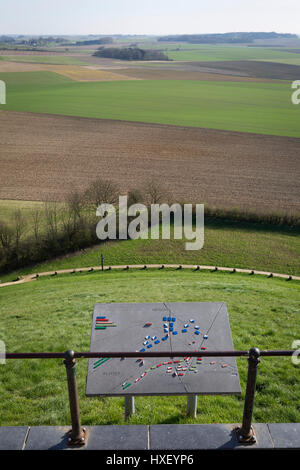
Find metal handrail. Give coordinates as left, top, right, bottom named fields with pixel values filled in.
left=5, top=349, right=294, bottom=359
left=2, top=348, right=296, bottom=446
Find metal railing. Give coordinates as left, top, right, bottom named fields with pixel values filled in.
left=4, top=348, right=295, bottom=446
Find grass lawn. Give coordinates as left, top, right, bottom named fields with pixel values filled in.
left=0, top=72, right=299, bottom=137
left=0, top=269, right=299, bottom=426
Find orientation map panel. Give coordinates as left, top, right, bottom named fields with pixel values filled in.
left=86, top=302, right=241, bottom=397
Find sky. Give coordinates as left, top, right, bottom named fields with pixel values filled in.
left=1, top=0, right=299, bottom=36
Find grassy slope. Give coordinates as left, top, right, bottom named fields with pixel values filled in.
left=0, top=269, right=299, bottom=426
left=0, top=219, right=299, bottom=283
left=0, top=72, right=299, bottom=137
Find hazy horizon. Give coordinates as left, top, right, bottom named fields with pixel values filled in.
left=1, top=0, right=299, bottom=36
left=3, top=31, right=300, bottom=38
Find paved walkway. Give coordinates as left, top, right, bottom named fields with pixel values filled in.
left=1, top=264, right=299, bottom=288
left=1, top=423, right=299, bottom=450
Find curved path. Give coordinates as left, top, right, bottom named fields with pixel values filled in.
left=1, top=264, right=299, bottom=288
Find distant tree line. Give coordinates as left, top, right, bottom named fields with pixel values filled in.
left=75, top=37, right=114, bottom=45
left=93, top=47, right=171, bottom=61
left=0, top=35, right=15, bottom=43
left=158, top=32, right=298, bottom=44
left=0, top=36, right=68, bottom=46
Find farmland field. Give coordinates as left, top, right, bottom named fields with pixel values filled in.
left=0, top=111, right=299, bottom=215
left=133, top=42, right=300, bottom=60
left=0, top=54, right=90, bottom=66
left=0, top=60, right=139, bottom=81
left=0, top=42, right=299, bottom=280
left=0, top=71, right=299, bottom=137
left=166, top=46, right=300, bottom=64
left=256, top=58, right=300, bottom=66
left=0, top=269, right=299, bottom=425
left=134, top=59, right=300, bottom=81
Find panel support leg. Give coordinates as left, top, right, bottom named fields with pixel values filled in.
left=187, top=395, right=197, bottom=418
left=125, top=396, right=135, bottom=419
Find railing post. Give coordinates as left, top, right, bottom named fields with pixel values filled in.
left=237, top=347, right=260, bottom=444
left=187, top=395, right=197, bottom=418
left=125, top=396, right=135, bottom=419
left=64, top=350, right=87, bottom=446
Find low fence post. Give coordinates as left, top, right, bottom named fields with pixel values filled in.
left=64, top=350, right=87, bottom=446
left=236, top=347, right=260, bottom=444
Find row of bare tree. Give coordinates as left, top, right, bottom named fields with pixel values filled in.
left=0, top=178, right=167, bottom=273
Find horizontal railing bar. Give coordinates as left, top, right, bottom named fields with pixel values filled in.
left=4, top=350, right=295, bottom=359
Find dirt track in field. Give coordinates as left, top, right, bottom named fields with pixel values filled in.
left=0, top=111, right=299, bottom=214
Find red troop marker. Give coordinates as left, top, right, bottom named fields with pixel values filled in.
left=197, top=358, right=202, bottom=361
left=201, top=347, right=207, bottom=350
left=178, top=373, right=184, bottom=376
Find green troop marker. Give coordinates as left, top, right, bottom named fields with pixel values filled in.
left=93, top=357, right=110, bottom=369
left=99, top=324, right=117, bottom=327
left=93, top=362, right=103, bottom=369
left=122, top=383, right=131, bottom=390
left=93, top=358, right=108, bottom=366
left=95, top=324, right=117, bottom=329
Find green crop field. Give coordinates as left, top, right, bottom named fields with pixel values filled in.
left=0, top=54, right=90, bottom=66
left=1, top=71, right=299, bottom=137
left=0, top=269, right=299, bottom=426
left=137, top=42, right=300, bottom=59
left=165, top=45, right=300, bottom=63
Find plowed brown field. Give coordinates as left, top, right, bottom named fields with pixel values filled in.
left=0, top=111, right=299, bottom=214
